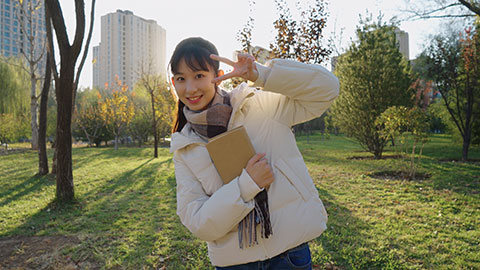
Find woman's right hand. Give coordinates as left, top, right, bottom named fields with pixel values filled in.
left=246, top=153, right=274, bottom=189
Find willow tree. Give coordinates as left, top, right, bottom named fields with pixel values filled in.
left=330, top=17, right=414, bottom=159
left=0, top=57, right=29, bottom=116
left=45, top=0, right=95, bottom=201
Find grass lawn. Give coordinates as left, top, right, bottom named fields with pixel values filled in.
left=0, top=134, right=479, bottom=269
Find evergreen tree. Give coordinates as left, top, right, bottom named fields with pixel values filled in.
left=331, top=16, right=414, bottom=159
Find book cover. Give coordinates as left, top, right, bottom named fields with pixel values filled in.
left=206, top=126, right=256, bottom=184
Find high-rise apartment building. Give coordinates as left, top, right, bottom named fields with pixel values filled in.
left=93, top=10, right=166, bottom=90
left=394, top=28, right=409, bottom=60
left=0, top=0, right=46, bottom=62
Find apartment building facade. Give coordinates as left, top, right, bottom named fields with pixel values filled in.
left=93, top=9, right=166, bottom=90
left=0, top=0, right=46, bottom=66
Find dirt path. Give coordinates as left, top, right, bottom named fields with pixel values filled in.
left=0, top=235, right=98, bottom=270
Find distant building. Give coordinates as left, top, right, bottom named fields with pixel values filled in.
left=93, top=10, right=166, bottom=90
left=330, top=55, right=339, bottom=72
left=0, top=0, right=46, bottom=67
left=330, top=27, right=409, bottom=72
left=394, top=27, right=409, bottom=60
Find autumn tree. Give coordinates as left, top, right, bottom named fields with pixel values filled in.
left=330, top=17, right=414, bottom=159
left=424, top=21, right=479, bottom=160
left=237, top=0, right=331, bottom=140
left=137, top=66, right=170, bottom=157
left=73, top=88, right=104, bottom=147
left=154, top=83, right=176, bottom=141
left=45, top=0, right=96, bottom=201
left=99, top=81, right=135, bottom=150
left=128, top=86, right=152, bottom=147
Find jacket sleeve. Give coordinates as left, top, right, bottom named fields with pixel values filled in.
left=250, top=59, right=340, bottom=127
left=174, top=151, right=261, bottom=242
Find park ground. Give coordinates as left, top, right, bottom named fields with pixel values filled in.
left=0, top=133, right=479, bottom=270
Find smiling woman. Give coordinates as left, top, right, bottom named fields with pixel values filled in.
left=168, top=36, right=339, bottom=269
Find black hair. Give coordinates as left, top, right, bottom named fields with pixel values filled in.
left=170, top=37, right=219, bottom=134
left=170, top=37, right=219, bottom=75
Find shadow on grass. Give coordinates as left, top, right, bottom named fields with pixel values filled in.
left=312, top=186, right=408, bottom=270
left=0, top=174, right=55, bottom=207
left=2, top=155, right=181, bottom=269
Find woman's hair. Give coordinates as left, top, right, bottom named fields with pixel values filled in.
left=170, top=37, right=220, bottom=134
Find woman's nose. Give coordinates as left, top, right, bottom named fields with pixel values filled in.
left=186, top=80, right=197, bottom=94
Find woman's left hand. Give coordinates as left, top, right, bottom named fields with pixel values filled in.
left=210, top=53, right=258, bottom=84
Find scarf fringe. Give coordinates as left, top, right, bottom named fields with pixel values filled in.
left=238, top=189, right=272, bottom=249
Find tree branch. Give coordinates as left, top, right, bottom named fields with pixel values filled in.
left=400, top=1, right=476, bottom=20
left=75, top=0, right=96, bottom=90
left=71, top=0, right=86, bottom=58
left=45, top=0, right=70, bottom=57
left=458, top=0, right=480, bottom=16
left=44, top=1, right=59, bottom=82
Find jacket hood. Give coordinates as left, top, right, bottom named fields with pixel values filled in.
left=170, top=83, right=255, bottom=153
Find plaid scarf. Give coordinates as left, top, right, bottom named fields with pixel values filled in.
left=183, top=89, right=272, bottom=249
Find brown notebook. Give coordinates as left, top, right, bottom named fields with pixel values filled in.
left=206, top=126, right=256, bottom=184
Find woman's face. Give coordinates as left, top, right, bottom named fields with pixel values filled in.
left=172, top=58, right=220, bottom=111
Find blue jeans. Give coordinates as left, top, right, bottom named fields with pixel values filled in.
left=215, top=242, right=312, bottom=270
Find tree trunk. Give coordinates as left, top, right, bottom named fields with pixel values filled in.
left=462, top=132, right=471, bottom=162
left=114, top=135, right=119, bottom=150
left=150, top=93, right=158, bottom=158
left=38, top=52, right=52, bottom=176
left=55, top=60, right=75, bottom=202
left=30, top=72, right=39, bottom=150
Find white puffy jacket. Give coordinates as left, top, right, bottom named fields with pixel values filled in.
left=170, top=59, right=340, bottom=267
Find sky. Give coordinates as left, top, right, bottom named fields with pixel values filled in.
left=58, top=0, right=443, bottom=89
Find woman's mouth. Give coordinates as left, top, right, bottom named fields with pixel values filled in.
left=187, top=96, right=202, bottom=104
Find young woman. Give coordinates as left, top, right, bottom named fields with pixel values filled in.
left=169, top=37, right=339, bottom=270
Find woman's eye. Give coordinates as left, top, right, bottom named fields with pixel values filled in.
left=195, top=74, right=204, bottom=79
left=176, top=77, right=184, bottom=82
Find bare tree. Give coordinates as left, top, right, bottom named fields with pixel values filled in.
left=10, top=0, right=47, bottom=150
left=137, top=62, right=171, bottom=158
left=45, top=0, right=95, bottom=202
left=401, top=0, right=479, bottom=20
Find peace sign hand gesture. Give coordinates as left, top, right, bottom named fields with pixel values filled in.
left=210, top=53, right=259, bottom=84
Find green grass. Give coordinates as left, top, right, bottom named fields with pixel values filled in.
left=0, top=134, right=479, bottom=269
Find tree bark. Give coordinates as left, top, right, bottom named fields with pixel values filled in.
left=51, top=140, right=57, bottom=174
left=462, top=130, right=471, bottom=161
left=150, top=93, right=158, bottom=158
left=30, top=72, right=39, bottom=150
left=46, top=0, right=93, bottom=202
left=55, top=59, right=75, bottom=201
left=38, top=52, right=52, bottom=176
left=114, top=135, right=119, bottom=150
